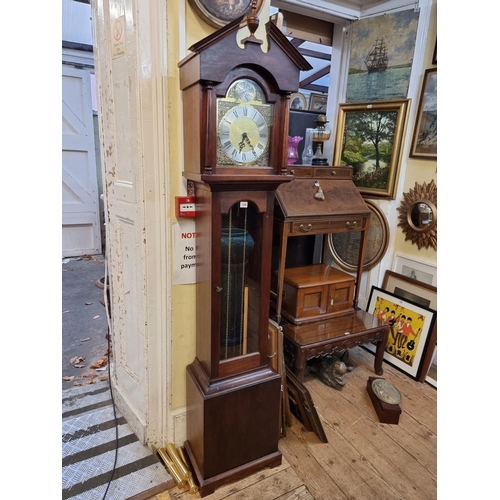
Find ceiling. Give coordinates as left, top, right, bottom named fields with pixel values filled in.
left=270, top=0, right=401, bottom=23
left=270, top=0, right=406, bottom=94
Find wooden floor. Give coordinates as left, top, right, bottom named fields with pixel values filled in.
left=151, top=346, right=437, bottom=500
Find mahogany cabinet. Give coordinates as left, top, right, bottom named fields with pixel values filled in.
left=279, top=263, right=355, bottom=324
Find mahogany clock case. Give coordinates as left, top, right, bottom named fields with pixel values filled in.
left=178, top=18, right=312, bottom=497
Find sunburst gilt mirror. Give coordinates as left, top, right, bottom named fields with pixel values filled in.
left=397, top=180, right=437, bottom=250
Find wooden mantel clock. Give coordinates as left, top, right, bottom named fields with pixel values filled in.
left=178, top=7, right=311, bottom=497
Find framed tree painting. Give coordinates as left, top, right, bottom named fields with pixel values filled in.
left=334, top=99, right=410, bottom=199
left=364, top=286, right=436, bottom=380
left=410, top=69, right=437, bottom=159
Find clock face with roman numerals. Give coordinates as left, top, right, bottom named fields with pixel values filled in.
left=216, top=79, right=273, bottom=167
left=218, top=105, right=268, bottom=164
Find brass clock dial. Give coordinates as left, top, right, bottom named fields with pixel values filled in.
left=217, top=78, right=273, bottom=167
left=219, top=105, right=268, bottom=163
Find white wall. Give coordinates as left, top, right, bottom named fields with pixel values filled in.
left=62, top=0, right=94, bottom=45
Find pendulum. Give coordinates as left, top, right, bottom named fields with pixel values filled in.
left=220, top=206, right=254, bottom=359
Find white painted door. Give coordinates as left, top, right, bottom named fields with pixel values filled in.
left=62, top=65, right=102, bottom=257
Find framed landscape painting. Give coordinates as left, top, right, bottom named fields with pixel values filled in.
left=410, top=69, right=437, bottom=159
left=334, top=99, right=410, bottom=199
left=364, top=286, right=436, bottom=379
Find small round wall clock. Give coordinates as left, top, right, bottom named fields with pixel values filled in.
left=188, top=0, right=264, bottom=28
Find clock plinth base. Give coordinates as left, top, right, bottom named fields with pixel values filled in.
left=366, top=377, right=402, bottom=425
left=184, top=440, right=282, bottom=497
left=186, top=358, right=282, bottom=497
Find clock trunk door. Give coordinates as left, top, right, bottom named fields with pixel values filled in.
left=213, top=190, right=274, bottom=379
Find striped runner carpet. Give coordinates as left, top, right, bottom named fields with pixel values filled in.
left=62, top=382, right=172, bottom=500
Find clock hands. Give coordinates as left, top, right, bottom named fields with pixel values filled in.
left=239, top=132, right=253, bottom=151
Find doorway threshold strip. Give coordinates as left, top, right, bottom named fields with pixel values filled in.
left=62, top=382, right=172, bottom=500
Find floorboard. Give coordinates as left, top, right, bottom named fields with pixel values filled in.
left=155, top=346, right=437, bottom=500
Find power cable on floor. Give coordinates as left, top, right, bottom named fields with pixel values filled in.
left=101, top=254, right=119, bottom=500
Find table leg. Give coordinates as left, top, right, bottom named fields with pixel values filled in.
left=374, top=327, right=390, bottom=375
left=293, top=351, right=307, bottom=383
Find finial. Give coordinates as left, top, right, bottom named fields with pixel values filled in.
left=241, top=0, right=263, bottom=45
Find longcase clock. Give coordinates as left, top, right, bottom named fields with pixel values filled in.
left=178, top=11, right=311, bottom=497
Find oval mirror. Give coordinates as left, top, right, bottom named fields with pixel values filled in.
left=408, top=200, right=437, bottom=232
left=328, top=199, right=389, bottom=272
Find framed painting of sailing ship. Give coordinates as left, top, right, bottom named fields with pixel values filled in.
left=333, top=99, right=410, bottom=199
left=346, top=9, right=420, bottom=102
left=364, top=286, right=436, bottom=380
left=410, top=69, right=437, bottom=159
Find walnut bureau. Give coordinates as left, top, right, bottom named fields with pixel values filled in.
left=273, top=166, right=389, bottom=380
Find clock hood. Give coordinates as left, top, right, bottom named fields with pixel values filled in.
left=179, top=17, right=312, bottom=93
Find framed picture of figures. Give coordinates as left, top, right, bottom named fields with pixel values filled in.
left=392, top=253, right=437, bottom=286
left=290, top=92, right=307, bottom=110
left=364, top=286, right=436, bottom=380
left=382, top=270, right=437, bottom=385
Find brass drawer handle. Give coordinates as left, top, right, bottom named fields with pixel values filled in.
left=331, top=170, right=336, bottom=175
left=299, top=223, right=313, bottom=232
left=290, top=169, right=295, bottom=174
left=346, top=221, right=358, bottom=229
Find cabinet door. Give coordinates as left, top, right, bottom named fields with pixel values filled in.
left=295, top=284, right=328, bottom=319
left=327, top=281, right=354, bottom=315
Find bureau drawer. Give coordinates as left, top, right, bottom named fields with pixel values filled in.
left=291, top=217, right=365, bottom=234
left=313, top=167, right=353, bottom=179
left=287, top=166, right=313, bottom=177
left=286, top=166, right=353, bottom=179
